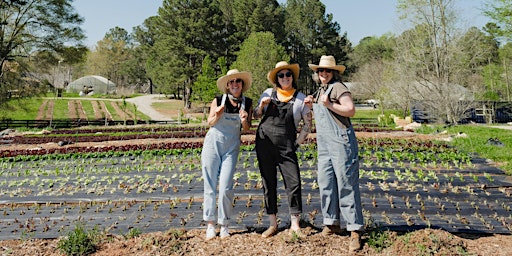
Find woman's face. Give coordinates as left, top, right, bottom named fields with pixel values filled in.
left=317, top=68, right=333, bottom=84
left=227, top=78, right=243, bottom=97
left=277, top=69, right=293, bottom=90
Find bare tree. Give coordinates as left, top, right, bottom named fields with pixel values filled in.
left=394, top=0, right=478, bottom=124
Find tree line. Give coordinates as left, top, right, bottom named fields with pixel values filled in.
left=1, top=0, right=512, bottom=124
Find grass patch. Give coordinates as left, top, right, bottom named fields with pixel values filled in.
left=1, top=96, right=149, bottom=123
left=419, top=124, right=512, bottom=174
left=354, top=109, right=402, bottom=119
left=81, top=100, right=96, bottom=120
left=0, top=98, right=44, bottom=120
left=53, top=98, right=71, bottom=119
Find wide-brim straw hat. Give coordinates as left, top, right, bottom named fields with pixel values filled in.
left=308, top=55, right=346, bottom=73
left=267, top=61, right=300, bottom=85
left=216, top=69, right=252, bottom=94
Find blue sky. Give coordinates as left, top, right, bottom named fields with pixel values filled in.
left=73, top=0, right=490, bottom=48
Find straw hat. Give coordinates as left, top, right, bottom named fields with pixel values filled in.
left=216, top=69, right=252, bottom=94
left=267, top=61, right=300, bottom=85
left=308, top=55, right=346, bottom=73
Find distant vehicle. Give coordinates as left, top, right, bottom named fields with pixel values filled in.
left=365, top=99, right=379, bottom=108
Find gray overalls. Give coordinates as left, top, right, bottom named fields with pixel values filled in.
left=313, top=84, right=363, bottom=231
left=202, top=94, right=245, bottom=225
left=256, top=90, right=302, bottom=215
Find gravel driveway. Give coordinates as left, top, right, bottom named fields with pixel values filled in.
left=125, top=94, right=173, bottom=121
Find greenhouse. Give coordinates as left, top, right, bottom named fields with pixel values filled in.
left=66, top=75, right=116, bottom=95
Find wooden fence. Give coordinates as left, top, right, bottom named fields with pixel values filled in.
left=0, top=118, right=377, bottom=130
left=0, top=119, right=189, bottom=130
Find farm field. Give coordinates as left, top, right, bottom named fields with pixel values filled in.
left=0, top=125, right=512, bottom=255
left=7, top=97, right=150, bottom=122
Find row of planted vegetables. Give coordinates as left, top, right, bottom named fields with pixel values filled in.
left=0, top=124, right=511, bottom=240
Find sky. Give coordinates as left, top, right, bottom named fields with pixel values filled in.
left=73, top=0, right=490, bottom=48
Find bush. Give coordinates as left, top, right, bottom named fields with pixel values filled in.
left=57, top=223, right=97, bottom=256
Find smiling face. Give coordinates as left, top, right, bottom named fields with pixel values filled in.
left=317, top=68, right=333, bottom=85
left=277, top=69, right=294, bottom=90
left=227, top=78, right=244, bottom=97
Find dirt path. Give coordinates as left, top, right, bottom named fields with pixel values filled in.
left=125, top=94, right=174, bottom=121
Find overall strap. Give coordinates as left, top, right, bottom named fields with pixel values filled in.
left=240, top=96, right=246, bottom=111
left=324, top=84, right=334, bottom=96
left=220, top=94, right=227, bottom=107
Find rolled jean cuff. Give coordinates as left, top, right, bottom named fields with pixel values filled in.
left=323, top=218, right=340, bottom=226
left=347, top=224, right=364, bottom=232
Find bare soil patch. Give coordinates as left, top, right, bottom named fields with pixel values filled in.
left=0, top=226, right=511, bottom=256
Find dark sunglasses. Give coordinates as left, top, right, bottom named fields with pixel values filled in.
left=277, top=71, right=293, bottom=78
left=317, top=68, right=332, bottom=73
left=228, top=78, right=243, bottom=84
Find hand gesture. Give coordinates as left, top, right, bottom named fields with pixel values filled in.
left=239, top=109, right=248, bottom=122
left=305, top=95, right=314, bottom=109
left=320, top=94, right=331, bottom=107
left=215, top=105, right=225, bottom=117
left=260, top=96, right=271, bottom=107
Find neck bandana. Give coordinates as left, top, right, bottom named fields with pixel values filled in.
left=276, top=87, right=295, bottom=102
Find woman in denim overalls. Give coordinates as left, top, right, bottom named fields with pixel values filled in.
left=308, top=55, right=363, bottom=252
left=254, top=61, right=312, bottom=238
left=201, top=69, right=253, bottom=240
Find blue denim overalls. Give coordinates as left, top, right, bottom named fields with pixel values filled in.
left=202, top=94, right=245, bottom=225
left=313, top=84, right=363, bottom=231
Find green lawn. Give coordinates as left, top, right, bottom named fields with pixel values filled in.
left=0, top=97, right=148, bottom=121
left=418, top=124, right=512, bottom=175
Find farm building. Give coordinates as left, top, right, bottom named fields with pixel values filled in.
left=66, top=75, right=116, bottom=95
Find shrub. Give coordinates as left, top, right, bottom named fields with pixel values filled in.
left=57, top=223, right=97, bottom=256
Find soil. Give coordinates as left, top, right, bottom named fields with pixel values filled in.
left=1, top=130, right=512, bottom=255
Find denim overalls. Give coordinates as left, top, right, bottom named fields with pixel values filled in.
left=256, top=90, right=302, bottom=215
left=313, top=84, right=363, bottom=231
left=202, top=94, right=245, bottom=225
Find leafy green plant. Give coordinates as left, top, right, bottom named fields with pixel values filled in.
left=365, top=217, right=393, bottom=252
left=124, top=227, right=142, bottom=239
left=57, top=223, right=98, bottom=256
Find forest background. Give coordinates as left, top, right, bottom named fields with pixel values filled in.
left=1, top=0, right=512, bottom=124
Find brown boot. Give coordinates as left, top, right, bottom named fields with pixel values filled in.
left=349, top=231, right=362, bottom=252
left=322, top=225, right=342, bottom=235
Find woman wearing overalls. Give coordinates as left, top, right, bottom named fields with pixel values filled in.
left=254, top=61, right=312, bottom=238
left=308, top=55, right=363, bottom=252
left=201, top=69, right=253, bottom=240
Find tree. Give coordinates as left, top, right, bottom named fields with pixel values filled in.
left=349, top=35, right=396, bottom=111
left=283, top=0, right=351, bottom=94
left=0, top=0, right=84, bottom=103
left=394, top=0, right=479, bottom=124
left=231, top=32, right=288, bottom=100
left=483, top=0, right=512, bottom=43
left=193, top=55, right=218, bottom=105
left=148, top=0, right=226, bottom=108
left=86, top=27, right=131, bottom=91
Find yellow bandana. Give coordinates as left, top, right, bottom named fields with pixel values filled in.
left=276, top=87, right=296, bottom=102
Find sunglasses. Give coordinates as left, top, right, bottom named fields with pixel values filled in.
left=228, top=78, right=243, bottom=85
left=317, top=68, right=332, bottom=73
left=277, top=71, right=293, bottom=79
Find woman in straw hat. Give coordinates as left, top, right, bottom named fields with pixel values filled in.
left=308, top=55, right=363, bottom=252
left=201, top=69, right=253, bottom=240
left=253, top=61, right=313, bottom=238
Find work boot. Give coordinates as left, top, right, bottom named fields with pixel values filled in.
left=349, top=231, right=362, bottom=252
left=322, top=225, right=342, bottom=235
